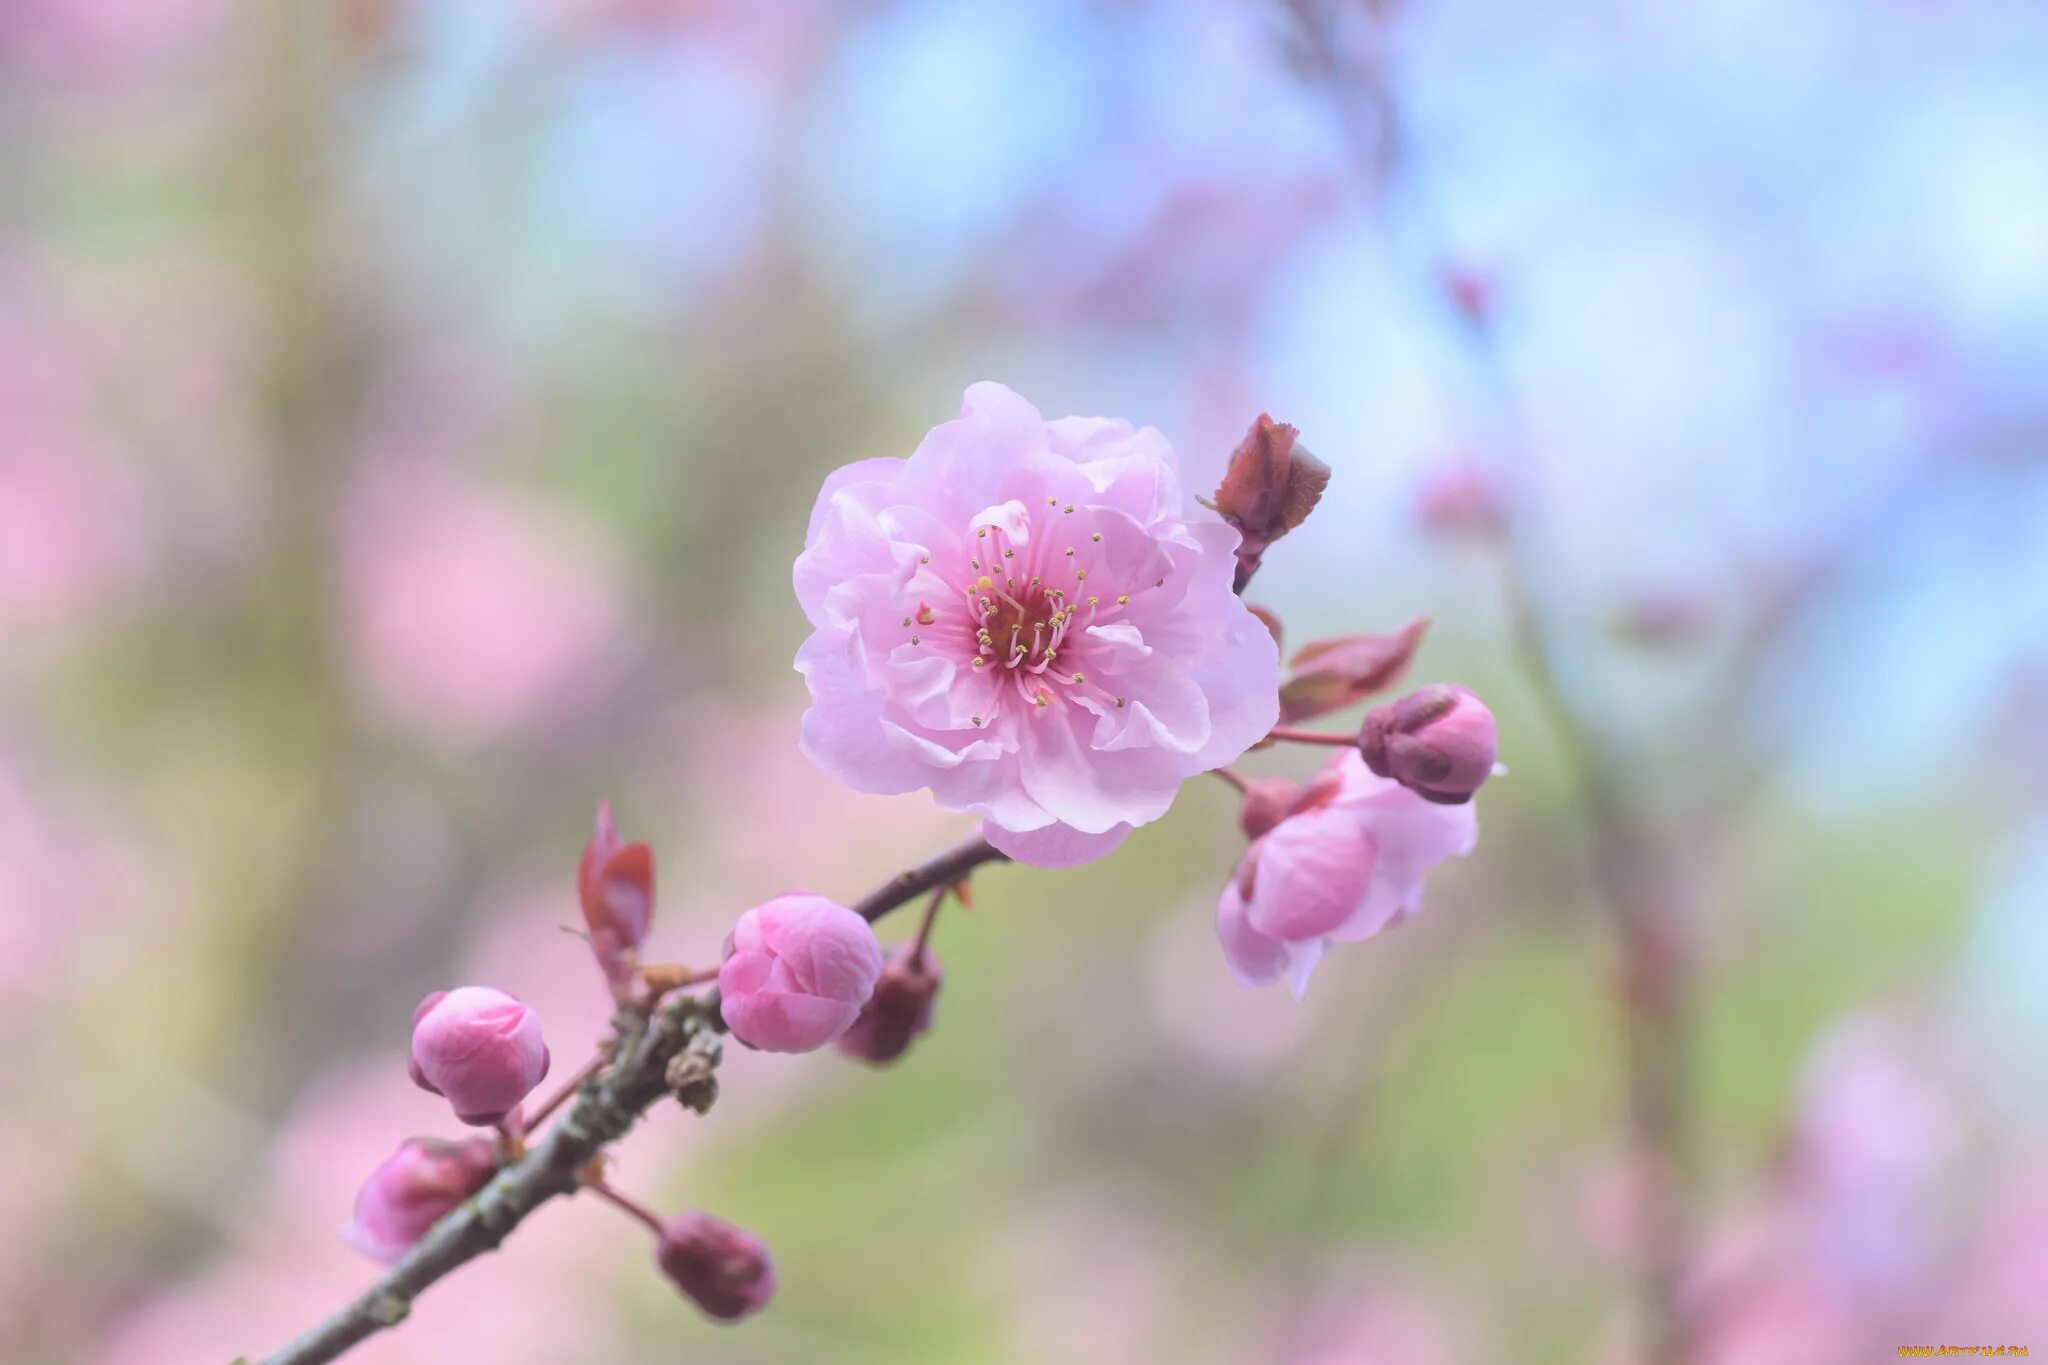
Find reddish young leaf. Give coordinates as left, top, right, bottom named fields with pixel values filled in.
left=1278, top=617, right=1430, bottom=723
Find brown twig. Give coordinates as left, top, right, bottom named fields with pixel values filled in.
left=255, top=836, right=1006, bottom=1365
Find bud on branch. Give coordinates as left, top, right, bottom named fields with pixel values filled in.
left=1205, top=414, right=1331, bottom=592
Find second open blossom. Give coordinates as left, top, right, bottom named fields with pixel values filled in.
left=794, top=383, right=1280, bottom=867
left=1216, top=750, right=1478, bottom=996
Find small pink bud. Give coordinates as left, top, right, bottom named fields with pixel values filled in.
left=341, top=1136, right=496, bottom=1263
left=1358, top=684, right=1497, bottom=805
left=718, top=894, right=883, bottom=1053
left=655, top=1211, right=776, bottom=1322
left=409, top=986, right=551, bottom=1125
left=835, top=946, right=943, bottom=1066
left=578, top=802, right=655, bottom=991
left=1238, top=777, right=1302, bottom=841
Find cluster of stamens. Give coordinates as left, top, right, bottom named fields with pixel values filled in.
left=897, top=499, right=1168, bottom=726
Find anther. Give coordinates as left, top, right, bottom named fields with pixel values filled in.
left=1063, top=504, right=1074, bottom=514
left=971, top=658, right=986, bottom=669
left=910, top=634, right=921, bottom=645
left=1091, top=532, right=1102, bottom=542
left=1115, top=697, right=1127, bottom=708
left=1071, top=672, right=1085, bottom=683
left=1116, top=594, right=1129, bottom=605
left=977, top=527, right=988, bottom=538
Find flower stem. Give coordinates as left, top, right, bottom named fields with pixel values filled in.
left=909, top=884, right=948, bottom=969
left=1265, top=726, right=1356, bottom=747
left=583, top=1179, right=664, bottom=1237
left=1208, top=766, right=1251, bottom=795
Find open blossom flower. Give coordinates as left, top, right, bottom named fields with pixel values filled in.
left=794, top=383, right=1280, bottom=867
left=341, top=1137, right=497, bottom=1264
left=409, top=987, right=552, bottom=1125
left=1216, top=750, right=1478, bottom=996
left=718, top=894, right=884, bottom=1052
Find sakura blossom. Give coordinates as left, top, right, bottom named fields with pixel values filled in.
left=1216, top=750, right=1478, bottom=996
left=794, top=382, right=1280, bottom=867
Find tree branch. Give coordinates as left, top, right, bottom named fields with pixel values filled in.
left=256, top=835, right=1005, bottom=1365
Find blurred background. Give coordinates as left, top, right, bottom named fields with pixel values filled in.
left=3, top=1, right=2046, bottom=1362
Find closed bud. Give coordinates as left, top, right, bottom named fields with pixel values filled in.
left=410, top=986, right=551, bottom=1126
left=1238, top=777, right=1302, bottom=841
left=1358, top=684, right=1498, bottom=806
left=718, top=894, right=883, bottom=1053
left=1206, top=414, right=1331, bottom=592
left=655, top=1211, right=776, bottom=1322
left=341, top=1137, right=496, bottom=1264
left=835, top=947, right=943, bottom=1066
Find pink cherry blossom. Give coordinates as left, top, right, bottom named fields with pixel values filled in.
left=341, top=1137, right=497, bottom=1264
left=794, top=382, right=1280, bottom=867
left=409, top=987, right=552, bottom=1126
left=1216, top=750, right=1477, bottom=996
left=718, top=894, right=884, bottom=1052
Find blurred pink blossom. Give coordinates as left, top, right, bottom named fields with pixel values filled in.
left=340, top=463, right=631, bottom=744
left=341, top=1136, right=497, bottom=1264
left=794, top=382, right=1279, bottom=867
left=0, top=0, right=226, bottom=85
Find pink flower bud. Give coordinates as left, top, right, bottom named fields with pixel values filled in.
left=1238, top=777, right=1302, bottom=841
left=1358, top=684, right=1497, bottom=806
left=835, top=946, right=943, bottom=1066
left=578, top=802, right=655, bottom=992
left=655, top=1211, right=776, bottom=1322
left=718, top=894, right=883, bottom=1053
left=409, top=986, right=551, bottom=1125
left=341, top=1136, right=496, bottom=1264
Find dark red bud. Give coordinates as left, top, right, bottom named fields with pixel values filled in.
left=834, top=947, right=943, bottom=1067
left=1359, top=684, right=1498, bottom=805
left=655, top=1211, right=776, bottom=1322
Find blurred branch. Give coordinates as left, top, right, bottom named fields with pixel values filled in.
left=1282, top=4, right=1697, bottom=1360
left=253, top=837, right=1004, bottom=1365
